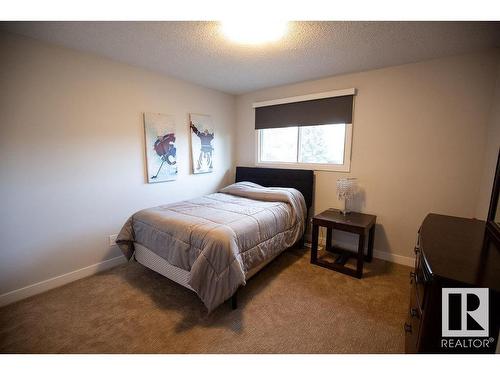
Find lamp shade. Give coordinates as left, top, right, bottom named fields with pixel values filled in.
left=336, top=178, right=357, bottom=201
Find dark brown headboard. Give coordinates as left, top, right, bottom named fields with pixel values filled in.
left=235, top=166, right=314, bottom=211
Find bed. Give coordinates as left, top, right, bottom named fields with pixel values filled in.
left=117, top=166, right=314, bottom=312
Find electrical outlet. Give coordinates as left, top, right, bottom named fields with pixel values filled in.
left=108, top=234, right=118, bottom=246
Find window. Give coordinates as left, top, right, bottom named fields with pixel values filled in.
left=253, top=89, right=355, bottom=172
left=257, top=123, right=352, bottom=171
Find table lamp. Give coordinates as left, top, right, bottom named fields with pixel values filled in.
left=336, top=178, right=357, bottom=215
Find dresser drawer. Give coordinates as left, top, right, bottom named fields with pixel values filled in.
left=404, top=282, right=423, bottom=353
left=411, top=246, right=429, bottom=311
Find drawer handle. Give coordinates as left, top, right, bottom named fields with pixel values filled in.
left=404, top=322, right=412, bottom=333
left=410, top=308, right=419, bottom=318
left=410, top=272, right=416, bottom=283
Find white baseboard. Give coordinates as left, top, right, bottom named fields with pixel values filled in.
left=372, top=249, right=414, bottom=267
left=304, top=234, right=414, bottom=267
left=0, top=256, right=127, bottom=307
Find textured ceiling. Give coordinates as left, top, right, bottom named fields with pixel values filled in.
left=2, top=21, right=500, bottom=94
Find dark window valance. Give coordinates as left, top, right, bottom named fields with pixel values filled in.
left=255, top=95, right=353, bottom=130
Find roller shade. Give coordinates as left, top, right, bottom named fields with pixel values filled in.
left=255, top=94, right=353, bottom=130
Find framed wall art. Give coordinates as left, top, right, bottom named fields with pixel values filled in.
left=189, top=113, right=215, bottom=174
left=144, top=112, right=178, bottom=183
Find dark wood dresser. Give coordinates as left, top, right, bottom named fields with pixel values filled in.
left=405, top=213, right=500, bottom=353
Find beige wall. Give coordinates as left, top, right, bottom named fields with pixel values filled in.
left=236, top=51, right=500, bottom=261
left=476, top=59, right=500, bottom=219
left=0, top=32, right=236, bottom=295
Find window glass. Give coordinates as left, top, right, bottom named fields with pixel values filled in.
left=260, top=126, right=298, bottom=162
left=258, top=123, right=350, bottom=171
left=299, top=124, right=345, bottom=164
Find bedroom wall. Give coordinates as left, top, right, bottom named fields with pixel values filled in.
left=476, top=58, right=500, bottom=219
left=0, top=32, right=236, bottom=301
left=235, top=50, right=500, bottom=263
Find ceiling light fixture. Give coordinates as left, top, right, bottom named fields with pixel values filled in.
left=220, top=20, right=288, bottom=45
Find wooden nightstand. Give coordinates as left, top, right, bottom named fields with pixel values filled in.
left=310, top=209, right=377, bottom=278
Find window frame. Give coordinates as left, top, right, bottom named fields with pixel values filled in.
left=255, top=123, right=353, bottom=172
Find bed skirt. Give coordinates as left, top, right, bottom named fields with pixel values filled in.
left=133, top=241, right=286, bottom=294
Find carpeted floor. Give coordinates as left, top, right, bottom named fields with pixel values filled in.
left=0, top=248, right=411, bottom=353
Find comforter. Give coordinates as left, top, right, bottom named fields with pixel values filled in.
left=117, top=181, right=306, bottom=312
